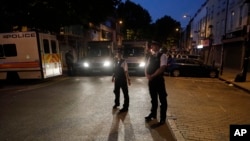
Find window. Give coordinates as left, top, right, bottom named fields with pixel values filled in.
left=0, top=45, right=3, bottom=57
left=4, top=44, right=17, bottom=56
left=0, top=44, right=17, bottom=57
left=239, top=6, right=243, bottom=26
left=88, top=47, right=109, bottom=57
left=123, top=46, right=145, bottom=57
left=43, top=39, right=50, bottom=53
left=230, top=11, right=235, bottom=29
left=51, top=40, right=57, bottom=53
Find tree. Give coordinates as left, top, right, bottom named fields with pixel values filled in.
left=151, top=15, right=181, bottom=50
left=116, top=0, right=152, bottom=40
left=0, top=0, right=121, bottom=33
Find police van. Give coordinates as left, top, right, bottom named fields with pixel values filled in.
left=76, top=41, right=114, bottom=75
left=122, top=40, right=148, bottom=75
left=0, top=31, right=62, bottom=80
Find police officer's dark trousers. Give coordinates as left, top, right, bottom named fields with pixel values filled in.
left=148, top=76, right=167, bottom=120
left=113, top=78, right=129, bottom=109
left=66, top=63, right=74, bottom=76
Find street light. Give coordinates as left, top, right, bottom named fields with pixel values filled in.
left=183, top=14, right=192, bottom=27
left=116, top=20, right=123, bottom=46
left=183, top=14, right=191, bottom=21
left=183, top=14, right=192, bottom=53
left=176, top=28, right=182, bottom=49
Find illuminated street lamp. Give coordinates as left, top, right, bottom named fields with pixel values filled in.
left=183, top=14, right=192, bottom=53
left=175, top=27, right=182, bottom=49
left=183, top=14, right=191, bottom=20
left=117, top=20, right=123, bottom=46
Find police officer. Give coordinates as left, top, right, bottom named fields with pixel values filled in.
left=112, top=50, right=131, bottom=113
left=65, top=50, right=74, bottom=76
left=145, top=41, right=168, bottom=125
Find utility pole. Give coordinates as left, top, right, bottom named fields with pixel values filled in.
left=183, top=14, right=192, bottom=54
left=206, top=25, right=213, bottom=66
left=175, top=27, right=182, bottom=49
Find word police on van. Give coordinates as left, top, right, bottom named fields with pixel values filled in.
left=3, top=32, right=36, bottom=39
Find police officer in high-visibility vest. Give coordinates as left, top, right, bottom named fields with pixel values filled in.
left=112, top=49, right=131, bottom=113
left=145, top=41, right=168, bottom=125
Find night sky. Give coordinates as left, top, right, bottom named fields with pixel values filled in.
left=128, top=0, right=206, bottom=27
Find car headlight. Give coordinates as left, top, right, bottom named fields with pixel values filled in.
left=83, top=62, right=89, bottom=67
left=103, top=61, right=111, bottom=67
left=139, top=62, right=145, bottom=67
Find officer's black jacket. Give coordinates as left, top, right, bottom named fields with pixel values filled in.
left=146, top=53, right=163, bottom=75
left=113, top=59, right=126, bottom=80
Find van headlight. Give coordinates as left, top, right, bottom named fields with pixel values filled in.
left=139, top=62, right=145, bottom=67
left=83, top=62, right=89, bottom=67
left=103, top=61, right=111, bottom=67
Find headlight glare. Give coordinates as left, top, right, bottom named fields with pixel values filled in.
left=139, top=62, right=145, bottom=67
left=103, top=61, right=111, bottom=67
left=83, top=62, right=89, bottom=67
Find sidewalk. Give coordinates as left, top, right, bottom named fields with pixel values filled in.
left=218, top=68, right=250, bottom=93
left=165, top=69, right=250, bottom=141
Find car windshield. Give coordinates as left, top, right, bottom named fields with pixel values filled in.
left=123, top=46, right=144, bottom=57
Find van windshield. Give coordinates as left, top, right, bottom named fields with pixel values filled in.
left=87, top=46, right=110, bottom=57
left=123, top=46, right=144, bottom=57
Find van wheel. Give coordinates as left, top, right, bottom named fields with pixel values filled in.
left=172, top=69, right=180, bottom=77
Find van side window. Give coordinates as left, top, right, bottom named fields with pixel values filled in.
left=43, top=39, right=50, bottom=54
left=51, top=40, right=57, bottom=53
left=0, top=44, right=17, bottom=57
left=0, top=45, right=3, bottom=57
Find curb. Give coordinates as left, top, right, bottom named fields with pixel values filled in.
left=168, top=119, right=185, bottom=141
left=218, top=77, right=250, bottom=94
left=167, top=112, right=186, bottom=141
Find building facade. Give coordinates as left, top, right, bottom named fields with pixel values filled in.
left=58, top=18, right=120, bottom=67
left=187, top=0, right=249, bottom=75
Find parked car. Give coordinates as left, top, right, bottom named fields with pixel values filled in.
left=180, top=54, right=202, bottom=60
left=187, top=54, right=201, bottom=60
left=166, top=58, right=219, bottom=78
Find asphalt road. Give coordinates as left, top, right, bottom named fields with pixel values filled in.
left=1, top=75, right=250, bottom=141
left=0, top=76, right=175, bottom=141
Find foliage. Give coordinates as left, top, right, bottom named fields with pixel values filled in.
left=0, top=0, right=121, bottom=32
left=116, top=0, right=180, bottom=47
left=0, top=0, right=182, bottom=48
left=116, top=0, right=152, bottom=40
left=151, top=15, right=181, bottom=49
